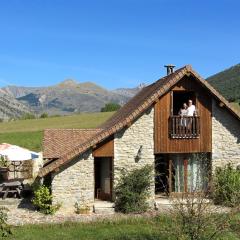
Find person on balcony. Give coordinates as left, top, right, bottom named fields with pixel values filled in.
left=178, top=103, right=188, bottom=127
left=187, top=100, right=196, bottom=116
left=186, top=100, right=196, bottom=130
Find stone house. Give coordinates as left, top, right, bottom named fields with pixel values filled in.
left=39, top=65, right=240, bottom=210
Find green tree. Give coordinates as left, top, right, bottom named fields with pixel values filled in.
left=20, top=113, right=36, bottom=120
left=101, top=103, right=121, bottom=112
left=40, top=113, right=49, bottom=118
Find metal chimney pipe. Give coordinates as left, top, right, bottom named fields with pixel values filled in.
left=164, top=64, right=176, bottom=75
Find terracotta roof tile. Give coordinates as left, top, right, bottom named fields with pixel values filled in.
left=43, top=129, right=101, bottom=159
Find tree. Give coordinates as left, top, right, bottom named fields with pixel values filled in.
left=101, top=102, right=121, bottom=112
left=40, top=113, right=48, bottom=118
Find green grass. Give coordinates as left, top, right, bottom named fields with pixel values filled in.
left=0, top=112, right=114, bottom=152
left=0, top=131, right=43, bottom=152
left=7, top=215, right=240, bottom=240
left=231, top=102, right=240, bottom=111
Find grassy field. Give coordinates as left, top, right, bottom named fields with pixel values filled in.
left=231, top=102, right=240, bottom=111
left=8, top=215, right=240, bottom=240
left=0, top=112, right=114, bottom=152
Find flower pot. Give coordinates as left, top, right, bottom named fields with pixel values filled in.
left=76, top=207, right=91, bottom=214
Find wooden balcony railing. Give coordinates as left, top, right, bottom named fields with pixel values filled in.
left=169, top=116, right=200, bottom=139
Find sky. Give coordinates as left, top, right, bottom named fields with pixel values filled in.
left=0, top=0, right=239, bottom=89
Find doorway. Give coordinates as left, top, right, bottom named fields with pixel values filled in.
left=155, top=154, right=169, bottom=195
left=170, top=153, right=210, bottom=193
left=172, top=91, right=196, bottom=115
left=94, top=157, right=113, bottom=201
left=155, top=153, right=210, bottom=195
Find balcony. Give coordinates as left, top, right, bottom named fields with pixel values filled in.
left=169, top=116, right=200, bottom=139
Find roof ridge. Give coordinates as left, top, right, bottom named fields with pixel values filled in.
left=39, top=65, right=240, bottom=177
left=39, top=66, right=189, bottom=176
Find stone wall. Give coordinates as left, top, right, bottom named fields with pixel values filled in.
left=114, top=107, right=155, bottom=204
left=51, top=150, right=94, bottom=210
left=212, top=100, right=240, bottom=170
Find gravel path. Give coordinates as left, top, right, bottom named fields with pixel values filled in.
left=0, top=199, right=122, bottom=226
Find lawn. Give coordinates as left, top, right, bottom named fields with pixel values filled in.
left=8, top=215, right=240, bottom=240
left=0, top=112, right=114, bottom=152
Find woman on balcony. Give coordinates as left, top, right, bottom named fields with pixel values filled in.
left=178, top=103, right=188, bottom=128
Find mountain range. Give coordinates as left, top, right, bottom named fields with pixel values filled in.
left=0, top=79, right=144, bottom=117
left=0, top=64, right=239, bottom=119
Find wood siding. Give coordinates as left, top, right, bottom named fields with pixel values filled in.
left=93, top=137, right=114, bottom=157
left=154, top=75, right=212, bottom=153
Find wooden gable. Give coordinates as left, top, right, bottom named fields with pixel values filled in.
left=154, top=75, right=212, bottom=153
left=92, top=136, right=114, bottom=157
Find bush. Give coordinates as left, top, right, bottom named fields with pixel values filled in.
left=20, top=113, right=36, bottom=120
left=213, top=164, right=240, bottom=207
left=115, top=165, right=153, bottom=213
left=40, top=113, right=48, bottom=118
left=0, top=207, right=12, bottom=237
left=168, top=192, right=235, bottom=240
left=32, top=185, right=61, bottom=215
left=101, top=103, right=121, bottom=112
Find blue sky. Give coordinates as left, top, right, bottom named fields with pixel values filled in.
left=0, top=0, right=239, bottom=89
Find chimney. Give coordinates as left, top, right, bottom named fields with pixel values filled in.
left=164, top=64, right=175, bottom=75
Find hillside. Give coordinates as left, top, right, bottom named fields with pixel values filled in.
left=1, top=80, right=141, bottom=115
left=207, top=64, right=240, bottom=103
left=0, top=92, right=31, bottom=120
left=0, top=112, right=114, bottom=152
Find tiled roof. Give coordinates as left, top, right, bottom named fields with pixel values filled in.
left=39, top=65, right=240, bottom=177
left=43, top=129, right=102, bottom=159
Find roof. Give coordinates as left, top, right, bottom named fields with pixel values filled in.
left=39, top=65, right=240, bottom=177
left=43, top=129, right=102, bottom=159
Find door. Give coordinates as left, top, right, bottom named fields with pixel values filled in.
left=169, top=153, right=209, bottom=193
left=94, top=157, right=113, bottom=201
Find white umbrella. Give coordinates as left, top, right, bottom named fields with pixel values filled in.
left=0, top=144, right=39, bottom=161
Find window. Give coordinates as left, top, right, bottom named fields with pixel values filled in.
left=170, top=153, right=210, bottom=193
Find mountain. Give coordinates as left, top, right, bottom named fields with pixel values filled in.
left=207, top=64, right=240, bottom=103
left=0, top=92, right=31, bottom=120
left=1, top=63, right=240, bottom=117
left=112, top=83, right=146, bottom=98
left=1, top=80, right=142, bottom=115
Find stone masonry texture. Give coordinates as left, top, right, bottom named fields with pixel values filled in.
left=212, top=100, right=240, bottom=170
left=114, top=107, right=155, bottom=204
left=51, top=150, right=94, bottom=210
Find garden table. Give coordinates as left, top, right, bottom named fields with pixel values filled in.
left=0, top=180, right=23, bottom=199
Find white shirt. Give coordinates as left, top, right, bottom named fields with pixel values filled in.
left=187, top=105, right=196, bottom=116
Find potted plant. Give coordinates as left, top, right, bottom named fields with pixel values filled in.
left=74, top=194, right=91, bottom=214
left=74, top=202, right=91, bottom=214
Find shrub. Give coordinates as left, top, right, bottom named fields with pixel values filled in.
left=213, top=164, right=240, bottom=207
left=115, top=165, right=153, bottom=213
left=20, top=113, right=36, bottom=120
left=32, top=185, right=61, bottom=215
left=0, top=207, right=12, bottom=237
left=168, top=191, right=235, bottom=240
left=101, top=103, right=121, bottom=112
left=40, top=113, right=48, bottom=118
